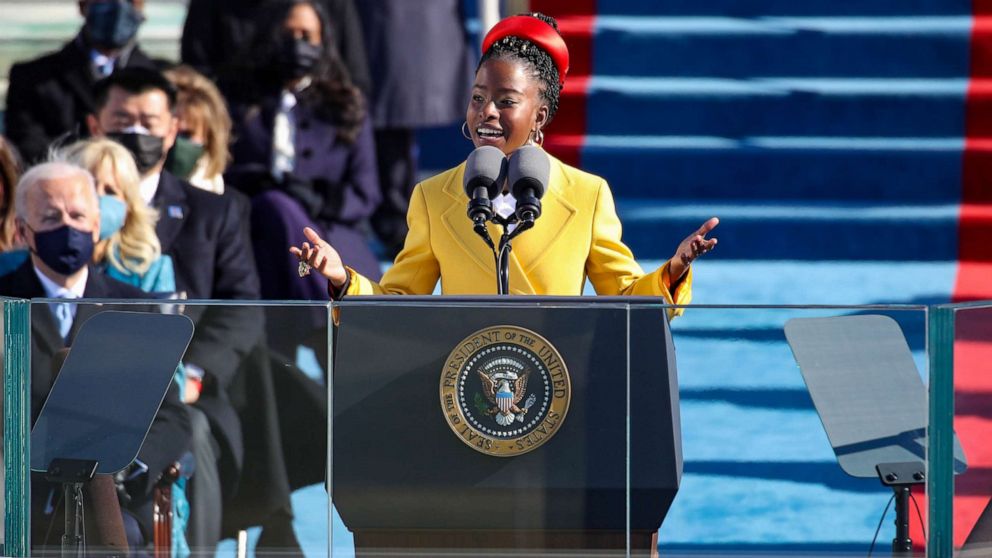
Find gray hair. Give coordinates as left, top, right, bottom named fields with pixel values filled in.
left=14, top=161, right=97, bottom=221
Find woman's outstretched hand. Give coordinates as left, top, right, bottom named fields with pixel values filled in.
left=289, top=227, right=349, bottom=288
left=668, top=217, right=719, bottom=283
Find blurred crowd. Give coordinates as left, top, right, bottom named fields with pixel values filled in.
left=0, top=0, right=475, bottom=555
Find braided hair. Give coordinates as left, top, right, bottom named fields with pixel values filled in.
left=478, top=12, right=562, bottom=125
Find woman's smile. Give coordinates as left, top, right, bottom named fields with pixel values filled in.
left=467, top=58, right=547, bottom=155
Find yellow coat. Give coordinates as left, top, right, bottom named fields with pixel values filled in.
left=343, top=153, right=691, bottom=315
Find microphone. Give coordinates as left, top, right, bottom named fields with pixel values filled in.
left=508, top=145, right=550, bottom=223
left=463, top=146, right=507, bottom=225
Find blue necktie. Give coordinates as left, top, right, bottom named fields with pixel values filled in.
left=98, top=60, right=114, bottom=77
left=51, top=301, right=73, bottom=342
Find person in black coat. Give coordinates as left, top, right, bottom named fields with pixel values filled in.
left=227, top=0, right=382, bottom=302
left=86, top=66, right=262, bottom=475
left=356, top=0, right=474, bottom=257
left=4, top=0, right=156, bottom=163
left=0, top=160, right=191, bottom=552
left=180, top=0, right=370, bottom=102
left=87, top=67, right=316, bottom=554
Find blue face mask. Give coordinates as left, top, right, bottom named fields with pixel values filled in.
left=98, top=195, right=127, bottom=240
left=85, top=0, right=144, bottom=50
left=31, top=225, right=95, bottom=275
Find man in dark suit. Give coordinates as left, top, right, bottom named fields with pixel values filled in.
left=4, top=0, right=156, bottom=163
left=0, top=160, right=191, bottom=552
left=85, top=67, right=292, bottom=552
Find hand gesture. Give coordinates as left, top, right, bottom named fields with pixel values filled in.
left=668, top=217, right=719, bottom=282
left=289, top=227, right=348, bottom=287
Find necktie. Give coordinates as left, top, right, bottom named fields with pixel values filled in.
left=51, top=301, right=73, bottom=342
left=271, top=91, right=297, bottom=180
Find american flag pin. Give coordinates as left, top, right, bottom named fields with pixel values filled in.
left=168, top=206, right=183, bottom=219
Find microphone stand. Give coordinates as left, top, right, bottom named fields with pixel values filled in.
left=488, top=214, right=535, bottom=295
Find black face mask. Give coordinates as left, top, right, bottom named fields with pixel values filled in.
left=31, top=224, right=95, bottom=275
left=107, top=131, right=165, bottom=175
left=84, top=0, right=144, bottom=50
left=275, top=36, right=322, bottom=82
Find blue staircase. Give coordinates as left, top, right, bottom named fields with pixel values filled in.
left=550, top=0, right=968, bottom=552
left=579, top=2, right=970, bottom=264
left=416, top=3, right=969, bottom=550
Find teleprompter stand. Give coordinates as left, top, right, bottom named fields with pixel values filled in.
left=785, top=315, right=967, bottom=556
left=30, top=311, right=194, bottom=557
left=44, top=458, right=98, bottom=557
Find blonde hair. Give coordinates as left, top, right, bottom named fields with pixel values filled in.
left=60, top=139, right=162, bottom=276
left=164, top=65, right=232, bottom=178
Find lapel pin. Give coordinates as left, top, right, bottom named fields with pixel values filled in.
left=168, top=206, right=184, bottom=219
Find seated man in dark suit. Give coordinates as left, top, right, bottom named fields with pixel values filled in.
left=4, top=0, right=157, bottom=163
left=86, top=67, right=284, bottom=552
left=0, top=160, right=191, bottom=552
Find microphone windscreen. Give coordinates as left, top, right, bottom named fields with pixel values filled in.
left=463, top=146, right=506, bottom=199
left=508, top=145, right=550, bottom=199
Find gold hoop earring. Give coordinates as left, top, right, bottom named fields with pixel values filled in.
left=462, top=121, right=472, bottom=140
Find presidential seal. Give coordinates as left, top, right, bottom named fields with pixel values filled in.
left=440, top=325, right=570, bottom=457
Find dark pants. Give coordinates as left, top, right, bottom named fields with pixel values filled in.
left=370, top=128, right=417, bottom=259
left=248, top=189, right=382, bottom=358
left=185, top=406, right=222, bottom=554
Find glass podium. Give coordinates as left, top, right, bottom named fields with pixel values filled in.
left=0, top=297, right=985, bottom=557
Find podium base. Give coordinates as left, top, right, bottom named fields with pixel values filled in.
left=351, top=529, right=659, bottom=557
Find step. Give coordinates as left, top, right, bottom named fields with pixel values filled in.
left=587, top=16, right=970, bottom=78
left=566, top=135, right=964, bottom=202
left=592, top=0, right=969, bottom=17
left=612, top=200, right=959, bottom=260
left=418, top=132, right=968, bottom=204
left=575, top=77, right=966, bottom=137
left=661, top=472, right=890, bottom=545
left=672, top=256, right=952, bottom=306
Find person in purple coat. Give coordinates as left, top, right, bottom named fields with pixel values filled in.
left=227, top=0, right=382, bottom=302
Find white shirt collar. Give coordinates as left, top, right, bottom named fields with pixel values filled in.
left=492, top=191, right=517, bottom=220
left=90, top=49, right=114, bottom=65
left=139, top=172, right=161, bottom=205
left=33, top=264, right=88, bottom=299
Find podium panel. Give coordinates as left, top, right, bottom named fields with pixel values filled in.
left=331, top=297, right=681, bottom=555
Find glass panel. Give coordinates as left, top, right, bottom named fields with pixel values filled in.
left=21, top=299, right=331, bottom=558
left=5, top=299, right=942, bottom=557
left=943, top=302, right=992, bottom=557
left=662, top=305, right=930, bottom=558
left=2, top=297, right=31, bottom=557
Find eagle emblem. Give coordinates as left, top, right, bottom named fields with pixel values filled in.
left=440, top=325, right=571, bottom=457
left=477, top=358, right=537, bottom=426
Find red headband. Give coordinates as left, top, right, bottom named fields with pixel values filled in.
left=481, top=16, right=569, bottom=85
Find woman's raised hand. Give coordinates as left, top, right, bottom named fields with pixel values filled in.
left=668, top=217, right=719, bottom=283
left=289, top=227, right=349, bottom=287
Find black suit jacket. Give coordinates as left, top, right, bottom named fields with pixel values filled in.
left=0, top=261, right=191, bottom=541
left=153, top=171, right=263, bottom=486
left=4, top=36, right=156, bottom=163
